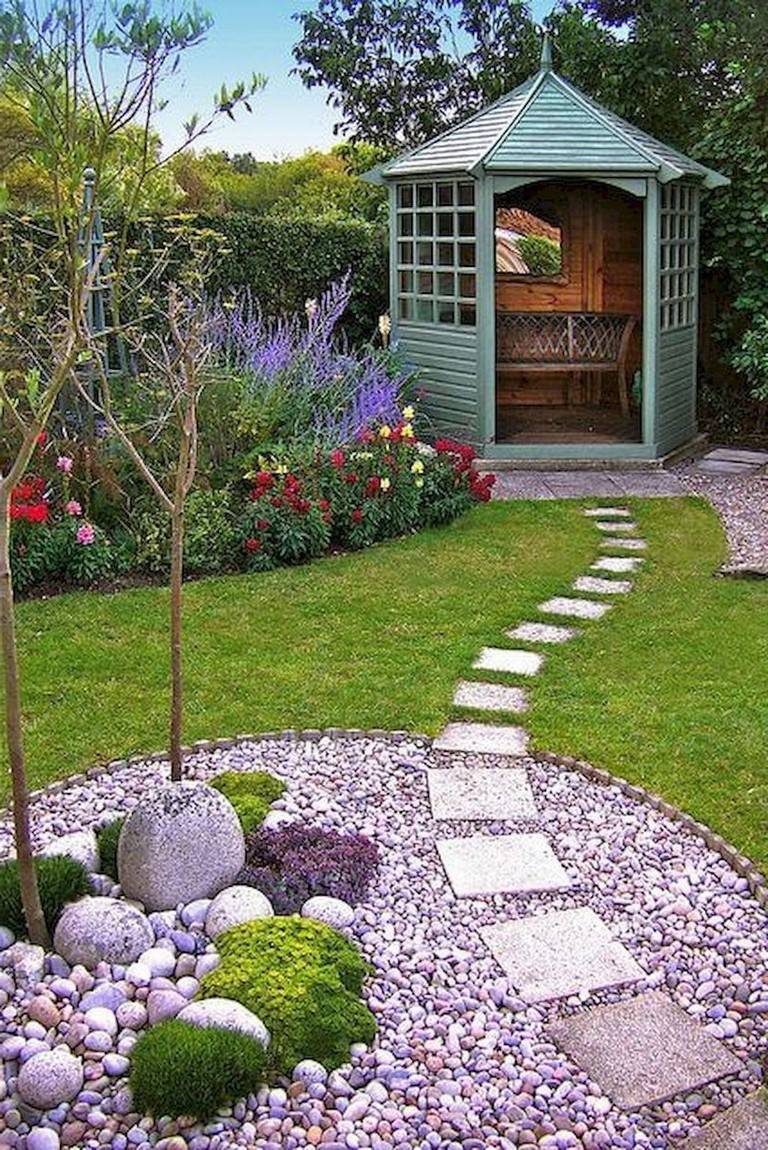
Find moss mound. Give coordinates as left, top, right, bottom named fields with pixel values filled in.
left=199, top=916, right=376, bottom=1073
left=211, top=770, right=286, bottom=834
left=130, top=1019, right=266, bottom=1119
left=0, top=855, right=92, bottom=938
left=96, top=817, right=124, bottom=880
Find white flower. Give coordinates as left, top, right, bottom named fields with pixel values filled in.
left=305, top=298, right=318, bottom=321
left=378, top=313, right=392, bottom=338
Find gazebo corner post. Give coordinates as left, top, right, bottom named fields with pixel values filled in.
left=642, top=177, right=660, bottom=451
left=476, top=173, right=496, bottom=450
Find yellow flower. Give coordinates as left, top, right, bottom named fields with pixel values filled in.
left=415, top=477, right=424, bottom=489
left=401, top=423, right=415, bottom=439
left=402, top=404, right=415, bottom=420
left=411, top=459, right=424, bottom=474
left=380, top=477, right=391, bottom=491
left=379, top=425, right=391, bottom=439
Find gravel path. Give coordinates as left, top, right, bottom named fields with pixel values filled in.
left=1, top=734, right=767, bottom=1150
left=673, top=468, right=768, bottom=572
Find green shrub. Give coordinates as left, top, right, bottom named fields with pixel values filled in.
left=198, top=917, right=376, bottom=1074
left=211, top=771, right=286, bottom=834
left=130, top=1019, right=266, bottom=1119
left=184, top=489, right=239, bottom=576
left=96, top=818, right=125, bottom=880
left=0, top=856, right=92, bottom=938
left=517, top=233, right=562, bottom=277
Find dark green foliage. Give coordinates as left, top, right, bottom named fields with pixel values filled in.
left=211, top=770, right=286, bottom=834
left=130, top=1020, right=267, bottom=1119
left=517, top=234, right=562, bottom=277
left=131, top=491, right=239, bottom=578
left=96, top=818, right=124, bottom=881
left=0, top=856, right=92, bottom=937
left=199, top=917, right=376, bottom=1074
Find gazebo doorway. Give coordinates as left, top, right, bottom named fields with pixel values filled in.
left=494, top=179, right=643, bottom=444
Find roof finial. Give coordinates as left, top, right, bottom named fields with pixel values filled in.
left=539, top=29, right=553, bottom=72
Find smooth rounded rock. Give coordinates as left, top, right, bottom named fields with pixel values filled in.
left=27, top=1129, right=60, bottom=1150
left=17, top=1047, right=84, bottom=1109
left=293, top=1059, right=328, bottom=1086
left=118, top=783, right=245, bottom=912
left=53, top=898, right=154, bottom=969
left=41, top=831, right=99, bottom=873
left=177, top=997, right=270, bottom=1047
left=204, top=885, right=273, bottom=938
left=136, top=947, right=176, bottom=978
left=301, top=896, right=355, bottom=930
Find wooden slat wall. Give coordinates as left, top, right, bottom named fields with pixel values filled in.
left=398, top=322, right=480, bottom=441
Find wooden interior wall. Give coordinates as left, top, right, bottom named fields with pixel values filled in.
left=496, top=181, right=643, bottom=408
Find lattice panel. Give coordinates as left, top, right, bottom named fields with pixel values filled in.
left=659, top=184, right=697, bottom=332
left=496, top=312, right=629, bottom=364
left=396, top=179, right=476, bottom=328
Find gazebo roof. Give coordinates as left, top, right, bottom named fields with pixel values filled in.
left=377, top=45, right=728, bottom=189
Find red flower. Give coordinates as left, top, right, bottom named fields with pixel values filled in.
left=256, top=518, right=270, bottom=530
left=35, top=431, right=47, bottom=447
left=358, top=428, right=375, bottom=444
left=343, top=472, right=358, bottom=485
left=351, top=508, right=363, bottom=524
left=365, top=476, right=381, bottom=496
left=271, top=496, right=283, bottom=508
left=26, top=502, right=49, bottom=523
left=318, top=499, right=330, bottom=513
left=283, top=474, right=301, bottom=496
left=244, top=537, right=262, bottom=553
left=329, top=449, right=345, bottom=469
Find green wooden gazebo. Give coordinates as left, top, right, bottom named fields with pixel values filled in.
left=367, top=37, right=728, bottom=462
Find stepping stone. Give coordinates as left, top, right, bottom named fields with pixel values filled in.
left=591, top=556, right=643, bottom=573
left=594, top=520, right=638, bottom=533
left=707, top=447, right=768, bottom=466
left=550, top=991, right=741, bottom=1110
left=437, top=833, right=570, bottom=896
left=539, top=596, right=612, bottom=620
left=453, top=681, right=529, bottom=713
left=680, top=1092, right=768, bottom=1149
left=481, top=907, right=645, bottom=1004
left=573, top=575, right=633, bottom=595
left=506, top=621, right=579, bottom=644
left=695, top=459, right=757, bottom=475
left=473, top=647, right=544, bottom=676
left=428, top=767, right=537, bottom=821
left=600, top=536, right=647, bottom=551
left=432, top=722, right=529, bottom=757
left=583, top=507, right=631, bottom=518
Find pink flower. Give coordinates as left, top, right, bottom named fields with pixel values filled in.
left=65, top=500, right=82, bottom=517
left=76, top=523, right=95, bottom=545
left=56, top=455, right=74, bottom=474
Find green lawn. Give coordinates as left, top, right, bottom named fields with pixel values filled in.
left=5, top=496, right=767, bottom=871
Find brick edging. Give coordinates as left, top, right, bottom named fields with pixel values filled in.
left=23, top=727, right=768, bottom=914
left=531, top=748, right=768, bottom=911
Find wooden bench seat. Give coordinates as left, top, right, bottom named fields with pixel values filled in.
left=496, top=311, right=638, bottom=418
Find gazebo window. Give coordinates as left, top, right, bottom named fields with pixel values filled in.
left=396, top=180, right=476, bottom=326
left=660, top=184, right=697, bottom=331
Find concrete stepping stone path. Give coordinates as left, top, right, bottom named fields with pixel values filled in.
left=428, top=767, right=537, bottom=821
left=573, top=575, right=633, bottom=595
left=550, top=991, right=741, bottom=1110
left=600, top=536, right=647, bottom=551
left=437, top=833, right=571, bottom=897
left=594, top=520, right=638, bottom=533
left=506, top=621, right=579, bottom=644
left=591, top=556, right=643, bottom=573
left=539, top=595, right=613, bottom=620
left=481, top=907, right=645, bottom=1004
left=453, top=680, right=529, bottom=713
left=583, top=507, right=632, bottom=518
left=473, top=647, right=544, bottom=676
left=432, top=721, right=529, bottom=756
left=679, top=1091, right=768, bottom=1149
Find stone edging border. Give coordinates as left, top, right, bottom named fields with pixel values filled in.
left=22, top=726, right=768, bottom=913
left=532, top=748, right=768, bottom=912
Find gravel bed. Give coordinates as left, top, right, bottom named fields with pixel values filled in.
left=673, top=467, right=768, bottom=571
left=1, top=735, right=767, bottom=1150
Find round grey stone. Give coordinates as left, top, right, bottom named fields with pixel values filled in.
left=177, top=998, right=269, bottom=1047
left=118, top=783, right=245, bottom=912
left=293, top=1058, right=328, bottom=1086
left=40, top=831, right=99, bottom=873
left=204, top=885, right=273, bottom=938
left=17, top=1047, right=84, bottom=1109
left=301, top=896, right=355, bottom=929
left=53, top=897, right=154, bottom=969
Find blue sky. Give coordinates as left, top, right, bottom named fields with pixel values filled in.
left=155, top=0, right=556, bottom=159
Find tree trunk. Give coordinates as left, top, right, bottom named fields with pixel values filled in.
left=169, top=500, right=184, bottom=782
left=0, top=497, right=49, bottom=947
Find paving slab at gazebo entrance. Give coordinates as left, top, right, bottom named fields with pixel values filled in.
left=679, top=1091, right=768, bottom=1149
left=428, top=767, right=537, bottom=821
left=437, top=833, right=571, bottom=897
left=550, top=991, right=741, bottom=1110
left=481, top=907, right=645, bottom=1003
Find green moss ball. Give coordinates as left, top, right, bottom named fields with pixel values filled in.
left=210, top=770, right=286, bottom=833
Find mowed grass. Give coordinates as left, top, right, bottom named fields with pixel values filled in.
left=5, top=495, right=767, bottom=872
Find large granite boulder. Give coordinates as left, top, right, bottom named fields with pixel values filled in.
left=205, top=885, right=273, bottom=938
left=53, top=897, right=153, bottom=968
left=17, top=1047, right=84, bottom=1109
left=177, top=997, right=270, bottom=1047
left=118, top=782, right=245, bottom=912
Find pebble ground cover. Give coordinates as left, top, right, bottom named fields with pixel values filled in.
left=0, top=736, right=766, bottom=1149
